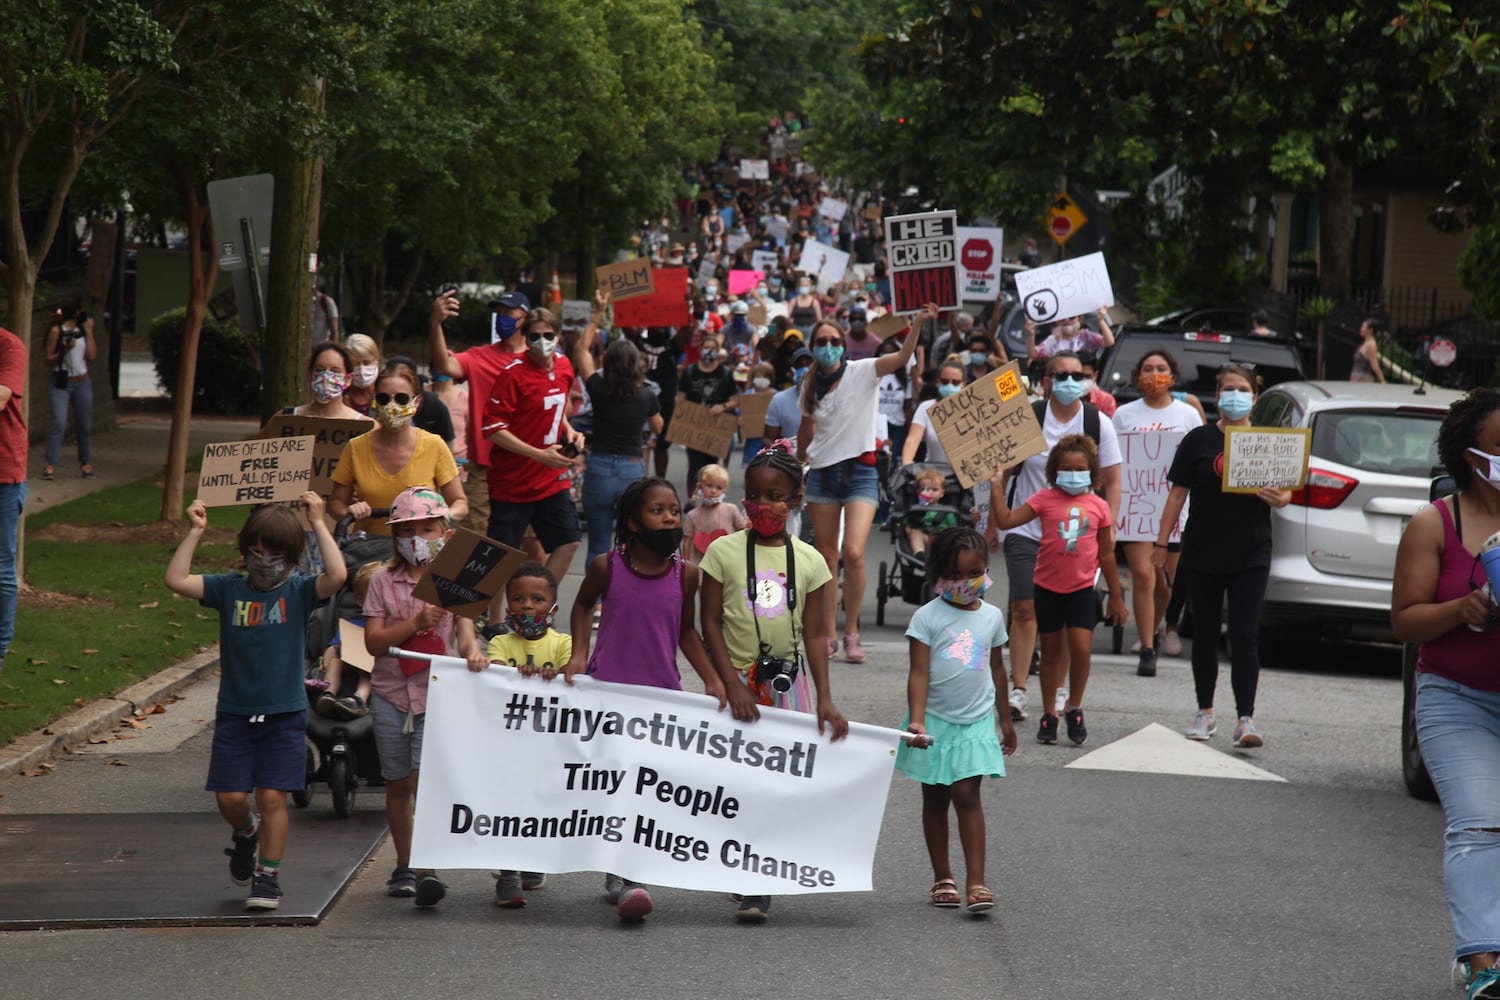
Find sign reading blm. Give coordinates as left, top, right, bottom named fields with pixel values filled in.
left=1013, top=252, right=1114, bottom=325
left=885, top=210, right=960, bottom=313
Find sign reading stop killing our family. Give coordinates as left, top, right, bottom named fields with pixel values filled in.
left=410, top=658, right=902, bottom=893
left=926, top=361, right=1047, bottom=489
left=1221, top=426, right=1312, bottom=494
left=197, top=436, right=316, bottom=506
left=1013, top=251, right=1115, bottom=325
left=1115, top=430, right=1186, bottom=543
left=956, top=226, right=1005, bottom=302
left=885, top=210, right=960, bottom=312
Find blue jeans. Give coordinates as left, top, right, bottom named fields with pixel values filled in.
left=46, top=377, right=93, bottom=467
left=582, top=453, right=645, bottom=565
left=1416, top=671, right=1500, bottom=960
left=0, top=480, right=26, bottom=663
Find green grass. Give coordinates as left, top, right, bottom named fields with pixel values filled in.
left=1, top=477, right=248, bottom=746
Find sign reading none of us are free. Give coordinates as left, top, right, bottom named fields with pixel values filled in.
left=926, top=361, right=1046, bottom=489
left=197, top=436, right=316, bottom=506
left=409, top=657, right=902, bottom=893
left=885, top=210, right=960, bottom=312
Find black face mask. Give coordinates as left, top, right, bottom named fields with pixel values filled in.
left=638, top=526, right=683, bottom=557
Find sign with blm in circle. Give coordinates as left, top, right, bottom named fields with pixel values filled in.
left=1012, top=252, right=1115, bottom=326
left=956, top=226, right=1005, bottom=302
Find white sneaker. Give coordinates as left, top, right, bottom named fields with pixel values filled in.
left=1185, top=710, right=1216, bottom=741
left=1162, top=630, right=1183, bottom=657
left=1054, top=687, right=1067, bottom=715
left=1008, top=687, right=1028, bottom=721
left=1232, top=716, right=1263, bottom=748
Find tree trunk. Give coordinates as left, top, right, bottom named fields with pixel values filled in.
left=161, top=167, right=219, bottom=523
left=1318, top=150, right=1355, bottom=301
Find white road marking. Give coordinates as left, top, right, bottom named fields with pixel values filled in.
left=1065, top=722, right=1287, bottom=782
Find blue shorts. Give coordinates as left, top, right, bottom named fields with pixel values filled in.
left=805, top=458, right=879, bottom=506
left=205, top=710, right=307, bottom=793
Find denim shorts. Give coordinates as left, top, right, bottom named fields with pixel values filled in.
left=205, top=710, right=307, bottom=793
left=805, top=458, right=879, bottom=506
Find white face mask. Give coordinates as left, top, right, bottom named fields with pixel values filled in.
left=352, top=363, right=378, bottom=388
left=395, top=533, right=446, bottom=567
left=752, top=377, right=771, bottom=390
left=531, top=335, right=558, bottom=358
left=1469, top=448, right=1500, bottom=489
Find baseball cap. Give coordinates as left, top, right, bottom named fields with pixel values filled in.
left=488, top=291, right=530, bottom=311
left=790, top=346, right=813, bottom=364
left=731, top=301, right=749, bottom=315
left=387, top=486, right=451, bottom=525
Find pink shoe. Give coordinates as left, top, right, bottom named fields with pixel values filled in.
left=616, top=885, right=653, bottom=922
left=843, top=633, right=866, bottom=663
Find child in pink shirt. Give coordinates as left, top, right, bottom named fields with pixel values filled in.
left=680, top=463, right=746, bottom=565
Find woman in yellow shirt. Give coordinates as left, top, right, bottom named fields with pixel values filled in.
left=330, top=360, right=467, bottom=535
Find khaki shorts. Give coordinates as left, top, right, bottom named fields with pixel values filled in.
left=462, top=466, right=490, bottom=534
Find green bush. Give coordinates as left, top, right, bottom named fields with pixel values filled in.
left=148, top=307, right=263, bottom=414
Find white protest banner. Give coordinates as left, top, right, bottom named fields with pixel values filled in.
left=560, top=299, right=591, bottom=336
left=794, top=240, right=849, bottom=294
left=818, top=196, right=848, bottom=222
left=411, top=659, right=901, bottom=893
left=726, top=233, right=750, bottom=254
left=926, top=362, right=1046, bottom=489
left=751, top=249, right=779, bottom=273
left=885, top=210, right=960, bottom=312
left=197, top=436, right=316, bottom=506
left=1116, top=431, right=1186, bottom=543
left=956, top=226, right=1005, bottom=302
left=1013, top=251, right=1114, bottom=325
left=740, top=159, right=770, bottom=180
left=1221, top=426, right=1311, bottom=494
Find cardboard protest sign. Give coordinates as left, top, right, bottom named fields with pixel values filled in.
left=956, top=226, right=1005, bottom=302
left=1221, top=426, right=1311, bottom=494
left=818, top=197, right=848, bottom=222
left=665, top=399, right=739, bottom=458
left=412, top=528, right=528, bottom=619
left=924, top=362, right=1046, bottom=488
left=1013, top=251, right=1114, bottom=325
left=1115, top=431, right=1186, bottom=542
left=885, top=210, right=960, bottom=312
left=747, top=302, right=768, bottom=327
left=256, top=415, right=371, bottom=496
left=595, top=259, right=655, bottom=303
left=338, top=619, right=374, bottom=672
left=197, top=436, right=317, bottom=506
left=794, top=241, right=849, bottom=293
left=739, top=391, right=774, bottom=439
left=740, top=159, right=770, bottom=180
left=728, top=270, right=763, bottom=296
left=868, top=313, right=908, bottom=340
left=614, top=267, right=692, bottom=328
left=751, top=249, right=779, bottom=273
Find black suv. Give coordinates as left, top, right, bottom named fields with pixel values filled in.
left=1097, top=325, right=1306, bottom=420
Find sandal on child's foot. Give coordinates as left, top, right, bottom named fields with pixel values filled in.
left=41, top=466, right=55, bottom=481
left=929, top=878, right=961, bottom=908
left=965, top=885, right=995, bottom=914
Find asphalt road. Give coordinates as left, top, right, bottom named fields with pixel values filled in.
left=0, top=444, right=1455, bottom=1000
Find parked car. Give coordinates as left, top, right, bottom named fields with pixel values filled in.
left=1391, top=313, right=1500, bottom=390
left=1249, top=381, right=1462, bottom=663
left=1098, top=326, right=1305, bottom=421
left=1145, top=305, right=1254, bottom=335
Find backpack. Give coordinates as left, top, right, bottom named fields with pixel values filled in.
left=1006, top=399, right=1101, bottom=506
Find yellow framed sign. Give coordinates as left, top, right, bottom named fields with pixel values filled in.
left=1220, top=426, right=1312, bottom=494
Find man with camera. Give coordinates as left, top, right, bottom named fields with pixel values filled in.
left=0, top=323, right=26, bottom=675
left=42, top=303, right=97, bottom=480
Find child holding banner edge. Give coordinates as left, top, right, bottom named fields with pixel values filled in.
left=898, top=526, right=1017, bottom=914
left=700, top=441, right=849, bottom=923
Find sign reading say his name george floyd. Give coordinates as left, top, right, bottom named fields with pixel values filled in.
left=256, top=414, right=371, bottom=496
left=595, top=259, right=655, bottom=302
left=197, top=436, right=316, bottom=506
left=613, top=266, right=692, bottom=328
left=885, top=210, right=961, bottom=312
left=412, top=528, right=528, bottom=618
left=665, top=400, right=740, bottom=458
left=926, top=361, right=1046, bottom=488
left=410, top=659, right=901, bottom=892
left=1221, top=426, right=1311, bottom=494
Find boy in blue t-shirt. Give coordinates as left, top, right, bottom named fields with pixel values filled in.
left=165, top=493, right=345, bottom=910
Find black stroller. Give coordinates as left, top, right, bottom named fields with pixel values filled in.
left=875, top=463, right=975, bottom=626
left=294, top=511, right=391, bottom=818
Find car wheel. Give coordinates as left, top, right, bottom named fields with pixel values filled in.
left=1402, top=642, right=1438, bottom=801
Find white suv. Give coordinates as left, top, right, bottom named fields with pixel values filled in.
left=1249, top=381, right=1462, bottom=655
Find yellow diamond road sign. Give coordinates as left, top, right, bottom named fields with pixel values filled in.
left=1047, top=192, right=1087, bottom=246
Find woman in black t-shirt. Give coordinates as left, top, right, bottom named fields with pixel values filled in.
left=580, top=337, right=662, bottom=566
left=629, top=325, right=685, bottom=478
left=1152, top=365, right=1291, bottom=749
left=676, top=333, right=739, bottom=498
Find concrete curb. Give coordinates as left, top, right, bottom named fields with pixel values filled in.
left=0, top=648, right=221, bottom=782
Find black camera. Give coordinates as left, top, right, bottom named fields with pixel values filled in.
left=559, top=439, right=581, bottom=459
left=755, top=642, right=801, bottom=694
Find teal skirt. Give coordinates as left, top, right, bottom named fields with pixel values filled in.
left=895, top=710, right=1006, bottom=785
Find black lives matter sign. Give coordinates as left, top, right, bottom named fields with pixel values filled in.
left=885, top=210, right=960, bottom=312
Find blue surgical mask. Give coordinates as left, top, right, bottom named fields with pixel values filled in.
left=1218, top=389, right=1254, bottom=419
left=969, top=351, right=987, bottom=366
left=793, top=365, right=810, bottom=382
left=938, top=383, right=961, bottom=398
left=813, top=344, right=844, bottom=368
left=1056, top=470, right=1093, bottom=495
left=497, top=315, right=518, bottom=337
left=1050, top=378, right=1088, bottom=405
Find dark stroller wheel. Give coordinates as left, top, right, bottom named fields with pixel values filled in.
left=876, top=560, right=888, bottom=626
left=294, top=736, right=319, bottom=808
left=329, top=757, right=356, bottom=818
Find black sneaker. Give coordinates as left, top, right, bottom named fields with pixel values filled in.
left=1137, top=648, right=1157, bottom=678
left=314, top=692, right=340, bottom=718
left=1065, top=707, right=1088, bottom=746
left=736, top=895, right=771, bottom=923
left=246, top=872, right=282, bottom=910
left=225, top=826, right=258, bottom=886
left=1036, top=713, right=1059, bottom=744
left=331, top=694, right=368, bottom=720
left=415, top=873, right=447, bottom=907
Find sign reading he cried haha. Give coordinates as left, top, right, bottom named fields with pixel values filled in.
left=411, top=659, right=901, bottom=892
left=1013, top=251, right=1114, bottom=325
left=412, top=528, right=528, bottom=619
left=1115, top=431, right=1187, bottom=543
left=927, top=361, right=1046, bottom=489
left=197, top=436, right=316, bottom=506
left=1220, top=426, right=1311, bottom=494
left=256, top=415, right=370, bottom=497
left=885, top=210, right=961, bottom=313
left=595, top=259, right=655, bottom=303
left=666, top=400, right=740, bottom=459
left=613, top=267, right=692, bottom=328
